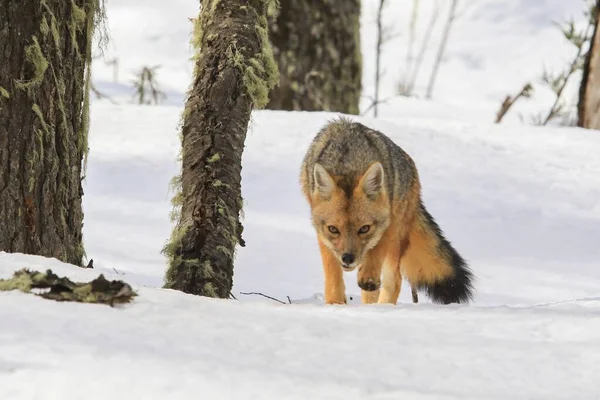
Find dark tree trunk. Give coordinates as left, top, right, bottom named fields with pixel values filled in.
left=163, top=0, right=278, bottom=298
left=0, top=0, right=101, bottom=265
left=266, top=0, right=362, bottom=114
left=578, top=1, right=600, bottom=130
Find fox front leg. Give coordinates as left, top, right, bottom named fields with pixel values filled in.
left=318, top=239, right=346, bottom=304
left=357, top=252, right=384, bottom=304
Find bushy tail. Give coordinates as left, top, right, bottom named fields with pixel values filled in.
left=402, top=200, right=474, bottom=304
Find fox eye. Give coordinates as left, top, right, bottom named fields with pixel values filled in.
left=358, top=225, right=370, bottom=234
left=327, top=226, right=340, bottom=234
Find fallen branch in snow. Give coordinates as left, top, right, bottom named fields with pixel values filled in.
left=0, top=269, right=136, bottom=307
left=239, top=291, right=288, bottom=304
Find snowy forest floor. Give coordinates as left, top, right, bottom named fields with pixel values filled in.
left=2, top=0, right=600, bottom=398
left=2, top=103, right=600, bottom=399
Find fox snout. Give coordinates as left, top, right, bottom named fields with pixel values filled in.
left=341, top=253, right=357, bottom=270
left=341, top=253, right=355, bottom=265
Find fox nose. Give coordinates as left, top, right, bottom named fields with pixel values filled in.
left=341, top=253, right=355, bottom=266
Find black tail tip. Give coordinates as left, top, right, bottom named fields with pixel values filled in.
left=417, top=259, right=475, bottom=305
left=416, top=201, right=475, bottom=305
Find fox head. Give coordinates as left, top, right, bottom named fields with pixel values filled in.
left=310, top=162, right=391, bottom=271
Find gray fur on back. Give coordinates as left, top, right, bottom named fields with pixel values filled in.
left=301, top=117, right=418, bottom=200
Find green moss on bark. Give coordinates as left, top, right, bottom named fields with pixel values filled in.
left=31, top=104, right=50, bottom=136
left=203, top=282, right=217, bottom=297
left=15, top=36, right=49, bottom=92
left=40, top=16, right=50, bottom=37
left=5, top=0, right=107, bottom=266
left=164, top=0, right=276, bottom=297
left=228, top=6, right=279, bottom=109
left=207, top=153, right=221, bottom=163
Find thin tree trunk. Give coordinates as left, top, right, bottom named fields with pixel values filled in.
left=408, top=2, right=440, bottom=95
left=163, top=0, right=278, bottom=298
left=426, top=0, right=458, bottom=99
left=405, top=0, right=419, bottom=79
left=373, top=0, right=386, bottom=117
left=0, top=0, right=103, bottom=265
left=578, top=1, right=600, bottom=129
left=266, top=0, right=362, bottom=114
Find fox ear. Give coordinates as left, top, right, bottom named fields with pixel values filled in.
left=360, top=162, right=385, bottom=198
left=313, top=163, right=335, bottom=198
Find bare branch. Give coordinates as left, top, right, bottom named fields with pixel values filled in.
left=91, top=82, right=118, bottom=104
left=399, top=0, right=441, bottom=96
left=360, top=94, right=396, bottom=116
left=426, top=0, right=460, bottom=99
left=541, top=20, right=593, bottom=125
left=373, top=0, right=388, bottom=117
left=239, top=291, right=287, bottom=304
left=495, top=83, right=533, bottom=124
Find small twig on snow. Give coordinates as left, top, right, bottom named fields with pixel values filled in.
left=239, top=291, right=287, bottom=304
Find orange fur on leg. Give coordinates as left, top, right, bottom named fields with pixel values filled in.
left=377, top=231, right=408, bottom=304
left=361, top=289, right=380, bottom=304
left=378, top=255, right=402, bottom=304
left=357, top=224, right=404, bottom=304
left=318, top=239, right=346, bottom=304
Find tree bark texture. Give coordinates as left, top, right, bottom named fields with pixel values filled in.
left=266, top=0, right=362, bottom=114
left=578, top=2, right=600, bottom=130
left=0, top=0, right=99, bottom=265
left=163, top=0, right=277, bottom=297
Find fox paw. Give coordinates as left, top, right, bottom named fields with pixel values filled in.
left=358, top=277, right=380, bottom=292
left=324, top=299, right=346, bottom=305
left=324, top=294, right=347, bottom=305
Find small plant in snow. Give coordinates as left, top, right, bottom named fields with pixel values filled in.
left=495, top=83, right=533, bottom=124
left=131, top=65, right=167, bottom=105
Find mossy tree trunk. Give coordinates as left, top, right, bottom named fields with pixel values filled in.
left=163, top=0, right=278, bottom=297
left=578, top=1, right=600, bottom=130
left=266, top=0, right=362, bottom=114
left=0, top=1, right=102, bottom=265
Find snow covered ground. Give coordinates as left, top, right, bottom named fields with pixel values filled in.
left=1, top=256, right=599, bottom=399
left=2, top=0, right=600, bottom=398
left=2, top=104, right=600, bottom=399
